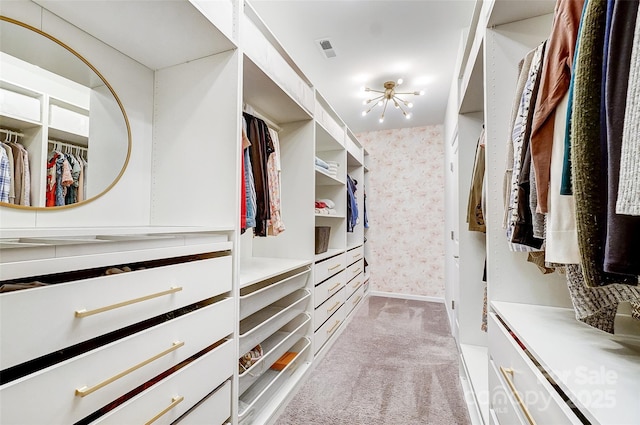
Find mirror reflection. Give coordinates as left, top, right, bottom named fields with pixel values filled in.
left=0, top=17, right=130, bottom=209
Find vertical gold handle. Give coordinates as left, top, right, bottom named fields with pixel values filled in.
left=145, top=395, right=184, bottom=425
left=499, top=367, right=537, bottom=425
left=75, top=341, right=184, bottom=397
left=75, top=286, right=182, bottom=318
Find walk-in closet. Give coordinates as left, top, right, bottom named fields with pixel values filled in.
left=1, top=0, right=638, bottom=424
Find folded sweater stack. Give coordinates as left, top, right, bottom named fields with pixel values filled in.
left=315, top=198, right=337, bottom=215
left=315, top=157, right=339, bottom=177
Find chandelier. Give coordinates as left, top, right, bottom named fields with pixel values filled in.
left=361, top=79, right=424, bottom=123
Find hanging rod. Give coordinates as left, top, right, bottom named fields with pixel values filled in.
left=48, top=139, right=88, bottom=151
left=0, top=128, right=25, bottom=138
left=243, top=103, right=282, bottom=132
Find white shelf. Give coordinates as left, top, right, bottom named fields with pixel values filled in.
left=0, top=226, right=233, bottom=239
left=492, top=301, right=640, bottom=425
left=314, top=213, right=345, bottom=219
left=315, top=168, right=344, bottom=186
left=314, top=248, right=344, bottom=263
left=486, top=0, right=556, bottom=27
left=460, top=343, right=489, bottom=425
left=239, top=257, right=312, bottom=289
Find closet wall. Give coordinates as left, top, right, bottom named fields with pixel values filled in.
left=0, top=1, right=370, bottom=424
left=445, top=1, right=640, bottom=425
left=357, top=125, right=445, bottom=298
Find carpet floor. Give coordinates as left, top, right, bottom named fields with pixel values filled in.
left=274, top=296, right=472, bottom=425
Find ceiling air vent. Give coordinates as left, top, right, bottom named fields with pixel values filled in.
left=317, top=38, right=337, bottom=58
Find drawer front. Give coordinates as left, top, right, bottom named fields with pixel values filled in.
left=489, top=359, right=526, bottom=425
left=314, top=287, right=345, bottom=331
left=174, top=380, right=231, bottom=425
left=346, top=259, right=364, bottom=283
left=345, top=272, right=364, bottom=300
left=346, top=246, right=364, bottom=266
left=314, top=270, right=346, bottom=308
left=0, top=299, right=234, bottom=425
left=93, top=339, right=234, bottom=425
left=347, top=284, right=365, bottom=314
left=314, top=304, right=346, bottom=354
left=489, top=314, right=581, bottom=425
left=314, top=253, right=346, bottom=284
left=0, top=255, right=232, bottom=370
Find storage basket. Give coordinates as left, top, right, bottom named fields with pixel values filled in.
left=315, top=226, right=330, bottom=254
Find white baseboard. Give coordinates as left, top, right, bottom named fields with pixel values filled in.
left=369, top=290, right=445, bottom=304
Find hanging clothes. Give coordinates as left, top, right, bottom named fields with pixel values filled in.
left=506, top=41, right=545, bottom=251
left=1, top=143, right=15, bottom=203
left=46, top=151, right=58, bottom=207
left=10, top=142, right=30, bottom=206
left=0, top=146, right=10, bottom=203
left=616, top=4, right=640, bottom=216
left=467, top=129, right=486, bottom=233
left=503, top=49, right=537, bottom=230
left=346, top=175, right=358, bottom=232
left=530, top=0, right=585, bottom=213
left=267, top=127, right=285, bottom=236
left=244, top=112, right=275, bottom=237
left=570, top=0, right=636, bottom=287
left=242, top=117, right=257, bottom=232
left=604, top=0, right=640, bottom=276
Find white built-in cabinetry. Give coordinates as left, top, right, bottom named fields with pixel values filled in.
left=0, top=1, right=369, bottom=424
left=445, top=1, right=640, bottom=425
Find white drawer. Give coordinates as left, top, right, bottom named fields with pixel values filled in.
left=345, top=272, right=364, bottom=300
left=314, top=270, right=346, bottom=308
left=174, top=380, right=231, bottom=425
left=489, top=359, right=527, bottom=425
left=346, top=246, right=364, bottom=266
left=0, top=255, right=232, bottom=370
left=0, top=299, right=233, bottom=425
left=314, top=253, right=346, bottom=284
left=93, top=339, right=234, bottom=425
left=314, top=304, right=346, bottom=354
left=488, top=314, right=581, bottom=425
left=347, top=284, right=365, bottom=315
left=240, top=268, right=310, bottom=320
left=346, top=259, right=364, bottom=282
left=314, top=287, right=345, bottom=331
left=239, top=290, right=310, bottom=355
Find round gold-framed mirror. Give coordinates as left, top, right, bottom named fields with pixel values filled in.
left=0, top=16, right=131, bottom=210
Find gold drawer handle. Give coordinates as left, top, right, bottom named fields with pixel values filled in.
left=327, top=320, right=341, bottom=334
left=75, top=286, right=183, bottom=318
left=328, top=282, right=341, bottom=292
left=499, top=367, right=537, bottom=425
left=352, top=253, right=362, bottom=258
left=352, top=281, right=363, bottom=291
left=353, top=295, right=362, bottom=305
left=351, top=267, right=361, bottom=274
left=327, top=300, right=341, bottom=313
left=75, top=341, right=184, bottom=397
left=145, top=395, right=184, bottom=425
left=328, top=263, right=342, bottom=271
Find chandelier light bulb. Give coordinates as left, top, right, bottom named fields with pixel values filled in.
left=359, top=80, right=423, bottom=122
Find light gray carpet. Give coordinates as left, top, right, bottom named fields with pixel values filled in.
left=274, top=296, right=472, bottom=425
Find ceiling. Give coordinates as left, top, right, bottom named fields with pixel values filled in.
left=249, top=0, right=476, bottom=134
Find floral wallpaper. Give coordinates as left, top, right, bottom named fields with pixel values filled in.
left=357, top=125, right=445, bottom=298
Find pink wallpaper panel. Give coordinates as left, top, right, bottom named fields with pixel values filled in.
left=357, top=125, right=445, bottom=298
